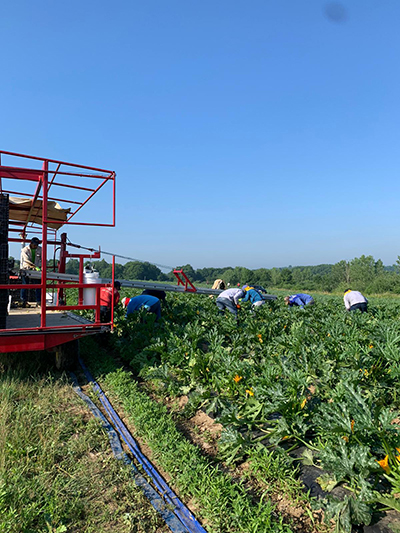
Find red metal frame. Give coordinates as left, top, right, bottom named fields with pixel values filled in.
left=0, top=150, right=117, bottom=353
left=173, top=269, right=197, bottom=292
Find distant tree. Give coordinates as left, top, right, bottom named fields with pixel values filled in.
left=252, top=268, right=271, bottom=286
left=280, top=268, right=292, bottom=285
left=349, top=255, right=376, bottom=288
left=175, top=264, right=196, bottom=282
left=331, top=260, right=350, bottom=286
left=65, top=259, right=79, bottom=275
left=375, top=259, right=384, bottom=277
left=395, top=256, right=400, bottom=274
left=270, top=268, right=281, bottom=287
left=92, top=259, right=112, bottom=278
left=114, top=263, right=125, bottom=279
left=9, top=256, right=20, bottom=269
left=123, top=261, right=162, bottom=281
left=223, top=267, right=253, bottom=286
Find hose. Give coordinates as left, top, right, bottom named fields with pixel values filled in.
left=70, top=371, right=191, bottom=533
left=78, top=357, right=207, bottom=533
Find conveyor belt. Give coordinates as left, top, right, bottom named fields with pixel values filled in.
left=22, top=270, right=278, bottom=300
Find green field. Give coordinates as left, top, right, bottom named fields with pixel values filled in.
left=91, top=289, right=400, bottom=532
left=0, top=354, right=169, bottom=533
left=3, top=290, right=400, bottom=533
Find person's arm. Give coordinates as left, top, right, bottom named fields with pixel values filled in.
left=344, top=294, right=351, bottom=310
left=242, top=291, right=250, bottom=303
left=233, top=291, right=243, bottom=305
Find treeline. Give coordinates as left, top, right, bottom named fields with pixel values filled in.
left=65, top=259, right=170, bottom=282
left=64, top=255, right=400, bottom=294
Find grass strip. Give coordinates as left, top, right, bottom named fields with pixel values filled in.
left=82, top=338, right=293, bottom=533
left=0, top=354, right=169, bottom=533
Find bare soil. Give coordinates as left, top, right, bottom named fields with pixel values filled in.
left=151, top=389, right=325, bottom=533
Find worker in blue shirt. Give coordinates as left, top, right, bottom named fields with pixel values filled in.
left=241, top=285, right=265, bottom=312
left=124, top=294, right=162, bottom=320
left=284, top=293, right=314, bottom=308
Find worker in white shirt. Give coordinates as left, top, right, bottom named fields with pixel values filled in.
left=20, top=237, right=42, bottom=307
left=344, top=289, right=368, bottom=313
left=215, top=288, right=244, bottom=323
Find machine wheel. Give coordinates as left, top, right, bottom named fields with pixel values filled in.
left=54, top=339, right=80, bottom=370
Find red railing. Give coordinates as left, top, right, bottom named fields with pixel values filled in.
left=0, top=151, right=116, bottom=341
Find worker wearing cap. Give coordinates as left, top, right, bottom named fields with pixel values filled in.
left=99, top=280, right=121, bottom=323
left=125, top=294, right=162, bottom=321
left=215, top=288, right=244, bottom=322
left=20, top=237, right=42, bottom=307
left=284, top=293, right=314, bottom=308
left=344, top=289, right=368, bottom=313
left=241, top=285, right=265, bottom=312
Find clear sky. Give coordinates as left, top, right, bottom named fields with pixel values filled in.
left=1, top=1, right=399, bottom=270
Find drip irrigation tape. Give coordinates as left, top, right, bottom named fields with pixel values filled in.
left=69, top=371, right=189, bottom=533
left=78, top=357, right=207, bottom=533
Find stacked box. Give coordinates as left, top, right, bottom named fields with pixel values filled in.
left=0, top=194, right=9, bottom=329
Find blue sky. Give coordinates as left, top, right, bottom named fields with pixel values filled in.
left=2, top=1, right=399, bottom=270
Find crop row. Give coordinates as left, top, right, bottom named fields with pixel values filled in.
left=88, top=292, right=400, bottom=531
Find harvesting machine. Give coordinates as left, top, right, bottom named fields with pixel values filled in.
left=0, top=150, right=117, bottom=366
left=0, top=150, right=277, bottom=367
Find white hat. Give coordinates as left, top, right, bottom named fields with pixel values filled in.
left=121, top=297, right=130, bottom=308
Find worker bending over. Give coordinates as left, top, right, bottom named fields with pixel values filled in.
left=123, top=294, right=162, bottom=321
left=99, top=281, right=121, bottom=323
left=216, top=288, right=244, bottom=322
left=241, top=285, right=265, bottom=312
left=20, top=237, right=42, bottom=307
left=284, top=293, right=314, bottom=308
left=344, top=289, right=368, bottom=313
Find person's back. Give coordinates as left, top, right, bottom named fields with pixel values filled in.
left=298, top=293, right=313, bottom=305
left=100, top=286, right=120, bottom=307
left=344, top=289, right=367, bottom=312
left=285, top=293, right=314, bottom=308
left=126, top=294, right=161, bottom=320
left=219, top=288, right=243, bottom=302
left=99, top=282, right=120, bottom=323
left=215, top=288, right=244, bottom=322
left=242, top=288, right=263, bottom=304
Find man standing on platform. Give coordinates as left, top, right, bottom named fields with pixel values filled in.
left=20, top=237, right=42, bottom=308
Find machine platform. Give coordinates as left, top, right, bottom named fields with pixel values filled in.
left=5, top=308, right=93, bottom=331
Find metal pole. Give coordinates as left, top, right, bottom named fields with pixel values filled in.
left=111, top=254, right=115, bottom=328
left=40, top=161, right=48, bottom=328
